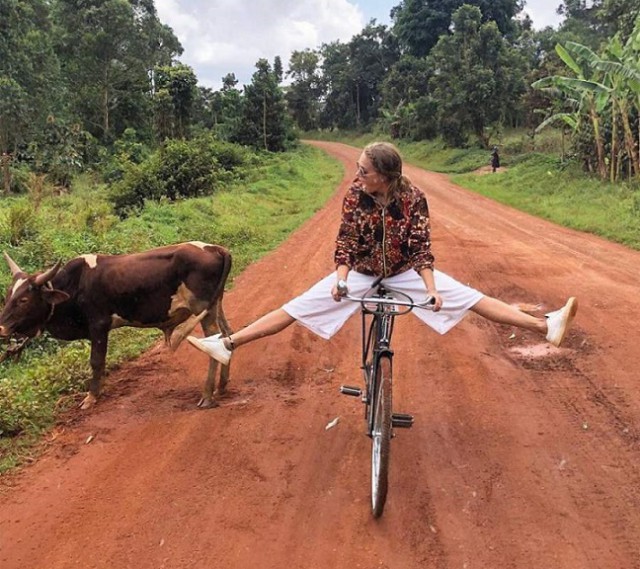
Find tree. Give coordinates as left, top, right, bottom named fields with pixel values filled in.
left=427, top=5, right=526, bottom=147
left=590, top=24, right=640, bottom=178
left=193, top=86, right=216, bottom=130
left=210, top=73, right=243, bottom=141
left=286, top=49, right=323, bottom=131
left=52, top=0, right=182, bottom=140
left=232, top=59, right=293, bottom=152
left=320, top=23, right=399, bottom=129
left=0, top=0, right=62, bottom=155
left=153, top=64, right=197, bottom=140
left=556, top=0, right=605, bottom=48
left=319, top=41, right=355, bottom=128
left=533, top=42, right=611, bottom=179
left=273, top=56, right=283, bottom=84
left=379, top=56, right=436, bottom=139
left=598, top=0, right=640, bottom=41
left=391, top=0, right=522, bottom=58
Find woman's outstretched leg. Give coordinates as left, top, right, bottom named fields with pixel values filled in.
left=187, top=308, right=295, bottom=364
left=470, top=296, right=577, bottom=346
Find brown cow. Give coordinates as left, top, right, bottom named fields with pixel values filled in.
left=0, top=242, right=232, bottom=409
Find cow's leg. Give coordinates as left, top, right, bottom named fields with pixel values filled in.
left=215, top=300, right=233, bottom=394
left=197, top=308, right=221, bottom=408
left=81, top=329, right=109, bottom=410
left=196, top=302, right=234, bottom=408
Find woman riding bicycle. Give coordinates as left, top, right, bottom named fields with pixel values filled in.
left=187, top=141, right=577, bottom=364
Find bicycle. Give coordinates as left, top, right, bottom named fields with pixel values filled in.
left=338, top=276, right=434, bottom=517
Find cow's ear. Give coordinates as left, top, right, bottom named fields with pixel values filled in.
left=41, top=288, right=70, bottom=305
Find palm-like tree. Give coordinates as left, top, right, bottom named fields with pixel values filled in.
left=593, top=26, right=640, bottom=178
left=533, top=42, right=609, bottom=179
left=533, top=15, right=640, bottom=182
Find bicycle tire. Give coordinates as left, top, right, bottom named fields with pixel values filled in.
left=371, top=355, right=392, bottom=518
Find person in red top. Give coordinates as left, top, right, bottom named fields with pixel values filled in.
left=188, top=142, right=577, bottom=364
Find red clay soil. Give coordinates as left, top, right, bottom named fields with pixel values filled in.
left=2, top=141, right=640, bottom=569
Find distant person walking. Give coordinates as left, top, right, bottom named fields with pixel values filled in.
left=491, top=146, right=500, bottom=173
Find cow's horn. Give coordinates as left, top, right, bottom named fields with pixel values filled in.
left=3, top=252, right=23, bottom=277
left=34, top=261, right=62, bottom=286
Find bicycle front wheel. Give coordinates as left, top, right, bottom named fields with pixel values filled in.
left=371, top=355, right=392, bottom=518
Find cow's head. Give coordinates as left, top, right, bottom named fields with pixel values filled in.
left=0, top=253, right=69, bottom=340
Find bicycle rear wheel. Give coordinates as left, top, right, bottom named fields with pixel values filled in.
left=371, top=355, right=392, bottom=518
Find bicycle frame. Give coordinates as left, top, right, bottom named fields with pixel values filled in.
left=340, top=277, right=434, bottom=517
left=360, top=285, right=397, bottom=435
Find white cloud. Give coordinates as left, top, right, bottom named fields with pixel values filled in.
left=155, top=0, right=365, bottom=89
left=521, top=0, right=564, bottom=30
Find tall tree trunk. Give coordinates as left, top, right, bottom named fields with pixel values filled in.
left=589, top=105, right=607, bottom=179
left=619, top=101, right=639, bottom=177
left=637, top=96, right=640, bottom=177
left=103, top=70, right=110, bottom=137
left=263, top=91, right=268, bottom=151
left=610, top=103, right=618, bottom=183
left=1, top=153, right=11, bottom=194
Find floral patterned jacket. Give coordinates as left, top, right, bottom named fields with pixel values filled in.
left=334, top=181, right=435, bottom=277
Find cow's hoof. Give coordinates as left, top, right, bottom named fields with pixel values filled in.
left=197, top=397, right=219, bottom=409
left=80, top=393, right=97, bottom=410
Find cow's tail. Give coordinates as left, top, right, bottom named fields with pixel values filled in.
left=210, top=246, right=233, bottom=339
left=211, top=245, right=232, bottom=305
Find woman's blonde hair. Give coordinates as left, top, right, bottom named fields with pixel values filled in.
left=363, top=141, right=413, bottom=194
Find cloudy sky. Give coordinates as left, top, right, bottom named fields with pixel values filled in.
left=155, top=0, right=564, bottom=90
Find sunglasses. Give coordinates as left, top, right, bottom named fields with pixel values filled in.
left=356, top=163, right=369, bottom=177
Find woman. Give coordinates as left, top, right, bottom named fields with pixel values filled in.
left=187, top=142, right=577, bottom=365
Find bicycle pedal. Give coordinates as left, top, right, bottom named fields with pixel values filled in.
left=340, top=385, right=362, bottom=397
left=392, top=413, right=414, bottom=428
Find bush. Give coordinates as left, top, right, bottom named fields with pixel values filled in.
left=109, top=136, right=254, bottom=217
left=205, top=139, right=252, bottom=171
left=8, top=165, right=31, bottom=194
left=2, top=200, right=38, bottom=245
left=156, top=139, right=219, bottom=200
left=100, top=129, right=153, bottom=184
left=110, top=158, right=166, bottom=217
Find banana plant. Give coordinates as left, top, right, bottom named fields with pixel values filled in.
left=593, top=32, right=640, bottom=178
left=534, top=16, right=640, bottom=182
left=531, top=46, right=609, bottom=178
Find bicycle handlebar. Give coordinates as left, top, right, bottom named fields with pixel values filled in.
left=337, top=279, right=435, bottom=311
left=342, top=294, right=435, bottom=309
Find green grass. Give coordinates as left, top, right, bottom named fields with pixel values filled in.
left=0, top=144, right=341, bottom=472
left=453, top=153, right=640, bottom=248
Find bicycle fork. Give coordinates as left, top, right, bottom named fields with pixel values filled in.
left=340, top=311, right=414, bottom=430
left=340, top=365, right=414, bottom=428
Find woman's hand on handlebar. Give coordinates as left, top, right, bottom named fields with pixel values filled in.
left=332, top=279, right=349, bottom=302
left=428, top=290, right=443, bottom=312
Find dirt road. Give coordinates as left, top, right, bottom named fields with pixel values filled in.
left=2, top=141, right=640, bottom=569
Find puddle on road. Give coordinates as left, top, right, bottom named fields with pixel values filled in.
left=508, top=343, right=562, bottom=358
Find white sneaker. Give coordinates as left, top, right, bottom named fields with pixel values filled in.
left=545, top=297, right=578, bottom=347
left=187, top=333, right=232, bottom=365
